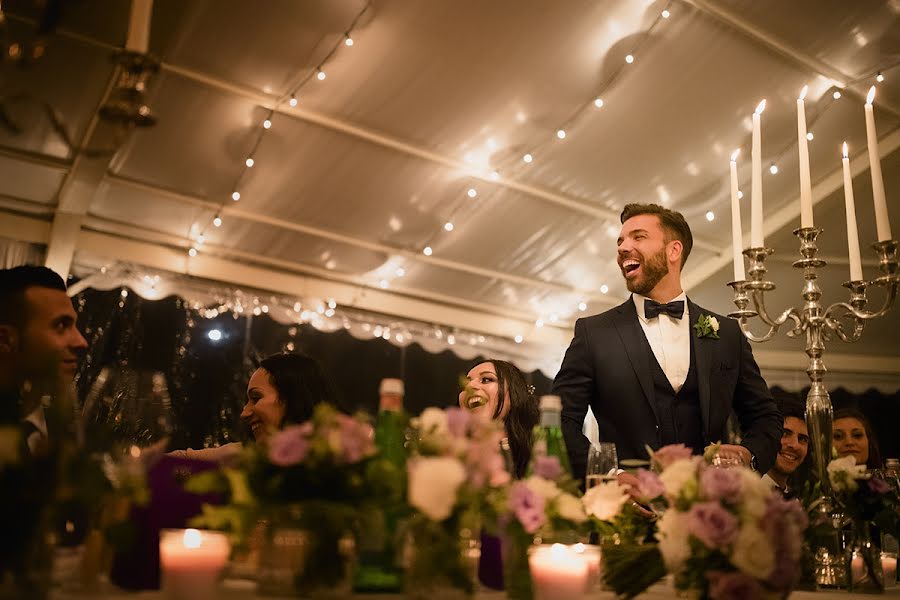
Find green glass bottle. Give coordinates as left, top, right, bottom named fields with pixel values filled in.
left=530, top=394, right=572, bottom=476
left=352, top=378, right=406, bottom=593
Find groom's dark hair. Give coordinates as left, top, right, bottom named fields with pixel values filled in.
left=620, top=203, right=693, bottom=267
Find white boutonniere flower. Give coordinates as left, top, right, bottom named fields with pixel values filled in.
left=693, top=314, right=720, bottom=339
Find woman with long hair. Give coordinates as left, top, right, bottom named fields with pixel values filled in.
left=833, top=407, right=883, bottom=470
left=458, top=358, right=539, bottom=479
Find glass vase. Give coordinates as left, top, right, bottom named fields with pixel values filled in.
left=404, top=516, right=479, bottom=599
left=846, top=521, right=884, bottom=593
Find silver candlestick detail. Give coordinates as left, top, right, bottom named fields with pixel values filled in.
left=728, top=229, right=899, bottom=514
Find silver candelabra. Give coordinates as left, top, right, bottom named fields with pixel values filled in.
left=727, top=228, right=899, bottom=511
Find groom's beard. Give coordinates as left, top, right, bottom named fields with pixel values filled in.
left=623, top=247, right=669, bottom=295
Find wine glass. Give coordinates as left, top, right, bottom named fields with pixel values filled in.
left=585, top=442, right=618, bottom=489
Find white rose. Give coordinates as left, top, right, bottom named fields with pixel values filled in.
left=828, top=455, right=868, bottom=493
left=582, top=481, right=629, bottom=521
left=656, top=510, right=691, bottom=571
left=731, top=523, right=775, bottom=579
left=709, top=316, right=720, bottom=332
left=408, top=457, right=466, bottom=521
left=525, top=475, right=562, bottom=501
left=555, top=492, right=588, bottom=523
left=417, top=407, right=449, bottom=437
left=659, top=458, right=700, bottom=501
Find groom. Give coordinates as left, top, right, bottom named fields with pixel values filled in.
left=553, top=203, right=782, bottom=482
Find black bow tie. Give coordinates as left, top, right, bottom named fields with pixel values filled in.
left=644, top=299, right=684, bottom=320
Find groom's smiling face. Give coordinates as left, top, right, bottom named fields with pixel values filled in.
left=617, top=214, right=671, bottom=295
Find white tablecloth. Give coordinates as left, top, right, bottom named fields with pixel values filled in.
left=52, top=579, right=900, bottom=599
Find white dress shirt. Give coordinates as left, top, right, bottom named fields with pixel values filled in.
left=23, top=405, right=48, bottom=454
left=633, top=292, right=690, bottom=392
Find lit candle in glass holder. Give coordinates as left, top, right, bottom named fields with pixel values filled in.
left=882, top=552, right=898, bottom=587
left=159, top=528, right=230, bottom=600
left=528, top=543, right=590, bottom=599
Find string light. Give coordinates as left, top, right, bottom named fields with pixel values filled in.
left=231, top=191, right=241, bottom=201
left=769, top=163, right=779, bottom=175
left=263, top=119, right=272, bottom=129
left=188, top=247, right=198, bottom=257
left=327, top=299, right=337, bottom=309
left=523, top=153, right=533, bottom=163
left=706, top=211, right=715, bottom=222
left=213, top=216, right=222, bottom=227
left=395, top=267, right=406, bottom=277
left=600, top=284, right=609, bottom=294
left=489, top=170, right=500, bottom=181
left=245, top=157, right=254, bottom=168
left=423, top=246, right=433, bottom=256
left=806, top=132, right=814, bottom=141
left=661, top=9, right=670, bottom=18
left=289, top=95, right=298, bottom=107
left=514, top=334, right=524, bottom=344
left=556, top=129, right=567, bottom=139
left=444, top=222, right=454, bottom=231
left=535, top=319, right=544, bottom=328
left=578, top=301, right=588, bottom=311
left=737, top=190, right=744, bottom=199
left=593, top=97, right=604, bottom=108
left=196, top=234, right=206, bottom=245
left=344, top=35, right=354, bottom=47
left=316, top=69, right=326, bottom=81
left=833, top=90, right=842, bottom=99
left=876, top=72, right=884, bottom=83
left=625, top=54, right=634, bottom=64
left=467, top=188, right=478, bottom=198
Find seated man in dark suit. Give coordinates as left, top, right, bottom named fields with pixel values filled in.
left=553, top=203, right=782, bottom=485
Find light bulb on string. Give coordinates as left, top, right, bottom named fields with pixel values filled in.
left=188, top=247, right=198, bottom=257
left=578, top=301, right=587, bottom=311
left=523, top=153, right=533, bottom=163
left=806, top=132, right=814, bottom=141
left=467, top=188, right=477, bottom=198
left=769, top=163, right=779, bottom=175
left=232, top=191, right=241, bottom=201
left=514, top=334, right=523, bottom=344
left=706, top=211, right=715, bottom=222
left=444, top=222, right=454, bottom=232
left=316, top=69, right=326, bottom=81
left=213, top=216, right=222, bottom=227
left=593, top=97, right=604, bottom=108
left=263, top=119, right=272, bottom=129
left=196, top=234, right=206, bottom=245
left=556, top=129, right=566, bottom=139
left=289, top=95, right=298, bottom=107
left=245, top=157, right=255, bottom=168
left=625, top=54, right=634, bottom=64
left=423, top=246, right=433, bottom=256
left=600, top=284, right=609, bottom=294
left=833, top=90, right=842, bottom=100
left=661, top=9, right=670, bottom=18
left=344, top=35, right=354, bottom=47
left=489, top=170, right=500, bottom=181
left=737, top=190, right=744, bottom=199
left=876, top=72, right=884, bottom=83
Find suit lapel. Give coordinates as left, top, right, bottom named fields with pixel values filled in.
left=688, top=299, right=712, bottom=438
left=613, top=298, right=658, bottom=421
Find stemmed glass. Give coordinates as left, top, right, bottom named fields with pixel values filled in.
left=585, top=442, right=618, bottom=489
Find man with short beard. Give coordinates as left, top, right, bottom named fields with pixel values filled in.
left=763, top=405, right=810, bottom=497
left=553, top=203, right=781, bottom=484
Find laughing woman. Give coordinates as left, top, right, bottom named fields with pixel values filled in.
left=458, top=358, right=539, bottom=479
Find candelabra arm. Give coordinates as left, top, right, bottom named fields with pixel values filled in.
left=746, top=290, right=803, bottom=338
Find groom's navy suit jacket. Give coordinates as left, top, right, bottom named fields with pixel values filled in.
left=552, top=297, right=782, bottom=482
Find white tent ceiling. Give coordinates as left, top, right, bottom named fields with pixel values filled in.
left=1, top=0, right=899, bottom=387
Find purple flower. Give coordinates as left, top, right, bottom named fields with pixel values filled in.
left=508, top=481, right=546, bottom=533
left=688, top=501, right=739, bottom=549
left=868, top=476, right=891, bottom=495
left=333, top=414, right=375, bottom=464
left=268, top=424, right=312, bottom=466
left=706, top=571, right=763, bottom=600
left=446, top=407, right=471, bottom=438
left=652, top=444, right=694, bottom=470
left=635, top=469, right=666, bottom=500
left=466, top=442, right=509, bottom=487
left=700, top=465, right=743, bottom=503
left=533, top=455, right=562, bottom=480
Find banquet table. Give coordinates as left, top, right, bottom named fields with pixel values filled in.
left=52, top=579, right=900, bottom=599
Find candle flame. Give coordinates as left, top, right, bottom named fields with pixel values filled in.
left=842, top=142, right=848, bottom=158
left=183, top=529, right=202, bottom=549
left=867, top=86, right=876, bottom=105
left=755, top=99, right=766, bottom=115
left=730, top=149, right=740, bottom=162
left=799, top=85, right=808, bottom=101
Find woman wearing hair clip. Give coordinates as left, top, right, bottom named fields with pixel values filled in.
left=458, top=359, right=539, bottom=479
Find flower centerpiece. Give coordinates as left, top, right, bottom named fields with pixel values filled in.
left=496, top=454, right=589, bottom=600
left=404, top=407, right=511, bottom=597
left=189, top=404, right=385, bottom=596
left=827, top=455, right=900, bottom=591
left=603, top=444, right=808, bottom=600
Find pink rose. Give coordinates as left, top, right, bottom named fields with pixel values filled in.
left=268, top=423, right=312, bottom=466
left=688, top=501, right=739, bottom=549
left=699, top=465, right=743, bottom=503
left=635, top=469, right=666, bottom=500
left=508, top=481, right=546, bottom=533
left=652, top=444, right=694, bottom=471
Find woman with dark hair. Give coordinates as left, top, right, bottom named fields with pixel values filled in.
left=170, top=352, right=334, bottom=462
left=458, top=359, right=539, bottom=479
left=242, top=352, right=334, bottom=442
left=833, top=407, right=883, bottom=470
